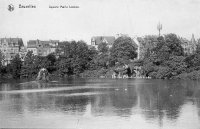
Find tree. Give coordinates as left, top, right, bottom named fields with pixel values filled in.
left=196, top=43, right=200, bottom=54
left=185, top=44, right=200, bottom=71
left=0, top=51, right=5, bottom=76
left=56, top=40, right=92, bottom=76
left=45, top=53, right=57, bottom=72
left=164, top=34, right=184, bottom=56
left=140, top=34, right=186, bottom=79
left=98, top=42, right=109, bottom=53
left=92, top=42, right=110, bottom=68
left=137, top=35, right=158, bottom=59
left=21, top=51, right=35, bottom=78
left=0, top=50, right=4, bottom=65
left=164, top=56, right=187, bottom=76
left=10, top=54, right=22, bottom=79
left=110, top=36, right=137, bottom=65
left=87, top=46, right=98, bottom=70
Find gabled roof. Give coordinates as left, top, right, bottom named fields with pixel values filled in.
left=27, top=40, right=38, bottom=48
left=91, top=36, right=115, bottom=45
left=0, top=38, right=24, bottom=47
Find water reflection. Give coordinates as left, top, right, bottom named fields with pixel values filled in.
left=0, top=79, right=200, bottom=128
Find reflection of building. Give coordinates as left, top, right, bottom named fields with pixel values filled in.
left=91, top=36, right=115, bottom=49
left=0, top=38, right=24, bottom=65
left=27, top=40, right=59, bottom=56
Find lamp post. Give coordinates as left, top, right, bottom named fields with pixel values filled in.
left=157, top=22, right=162, bottom=37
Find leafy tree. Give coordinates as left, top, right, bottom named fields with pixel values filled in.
left=110, top=36, right=137, bottom=65
left=137, top=35, right=158, bottom=59
left=86, top=46, right=98, bottom=70
left=10, top=54, right=22, bottom=79
left=196, top=43, right=200, bottom=54
left=141, top=34, right=185, bottom=79
left=164, top=56, right=187, bottom=76
left=46, top=53, right=57, bottom=72
left=92, top=42, right=110, bottom=68
left=71, top=41, right=91, bottom=74
left=56, top=58, right=72, bottom=76
left=98, top=42, right=109, bottom=53
left=94, top=53, right=110, bottom=68
left=0, top=51, right=5, bottom=76
left=164, top=34, right=184, bottom=56
left=0, top=50, right=4, bottom=65
left=21, top=51, right=35, bottom=78
left=56, top=40, right=92, bottom=76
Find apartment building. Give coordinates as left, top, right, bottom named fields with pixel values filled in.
left=27, top=40, right=59, bottom=56
left=91, top=36, right=115, bottom=49
left=0, top=38, right=24, bottom=65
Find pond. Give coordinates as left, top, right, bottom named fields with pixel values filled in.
left=0, top=78, right=200, bottom=129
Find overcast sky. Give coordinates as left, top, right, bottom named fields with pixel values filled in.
left=0, top=0, right=200, bottom=45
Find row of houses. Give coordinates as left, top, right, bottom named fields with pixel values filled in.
left=27, top=40, right=59, bottom=56
left=0, top=38, right=59, bottom=65
left=0, top=34, right=199, bottom=65
left=0, top=36, right=117, bottom=65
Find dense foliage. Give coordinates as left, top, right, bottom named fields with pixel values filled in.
left=1, top=34, right=200, bottom=80
left=110, top=36, right=137, bottom=65
left=0, top=51, right=4, bottom=77
left=139, top=33, right=200, bottom=79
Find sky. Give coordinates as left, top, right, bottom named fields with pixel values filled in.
left=0, top=0, right=200, bottom=45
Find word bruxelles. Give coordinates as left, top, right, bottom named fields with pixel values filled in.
left=19, top=4, right=36, bottom=8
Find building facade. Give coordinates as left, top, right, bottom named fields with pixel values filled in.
left=91, top=36, right=115, bottom=49
left=180, top=34, right=197, bottom=55
left=27, top=40, right=59, bottom=56
left=0, top=38, right=24, bottom=65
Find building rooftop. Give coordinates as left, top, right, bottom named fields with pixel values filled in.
left=27, top=40, right=38, bottom=48
left=0, top=38, right=24, bottom=47
left=91, top=36, right=115, bottom=45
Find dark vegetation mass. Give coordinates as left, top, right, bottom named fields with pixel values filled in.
left=1, top=34, right=200, bottom=80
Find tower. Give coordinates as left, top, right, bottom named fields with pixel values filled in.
left=191, top=34, right=196, bottom=53
left=157, top=22, right=162, bottom=37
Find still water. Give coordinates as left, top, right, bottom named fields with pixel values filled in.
left=0, top=78, right=200, bottom=129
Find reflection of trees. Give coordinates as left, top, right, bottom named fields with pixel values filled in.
left=180, top=80, right=200, bottom=118
left=91, top=81, right=138, bottom=117
left=1, top=79, right=200, bottom=123
left=194, top=89, right=200, bottom=117
left=54, top=96, right=89, bottom=114
left=0, top=94, right=24, bottom=116
left=0, top=83, right=25, bottom=115
left=111, top=85, right=137, bottom=117
left=135, top=79, right=200, bottom=127
left=1, top=91, right=89, bottom=116
left=23, top=91, right=89, bottom=116
left=136, top=80, right=186, bottom=124
left=0, top=81, right=90, bottom=116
